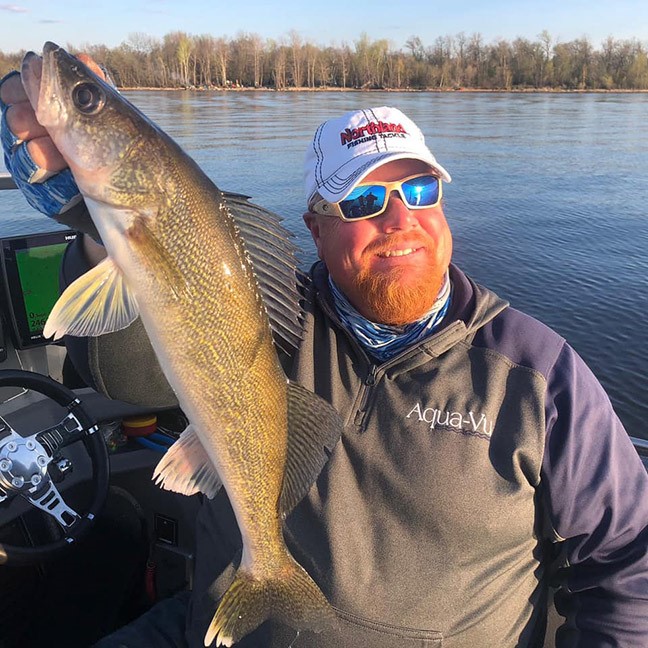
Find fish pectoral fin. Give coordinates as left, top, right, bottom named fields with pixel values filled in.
left=279, top=382, right=344, bottom=515
left=153, top=424, right=223, bottom=498
left=43, top=257, right=139, bottom=340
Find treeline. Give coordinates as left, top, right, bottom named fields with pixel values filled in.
left=2, top=30, right=648, bottom=90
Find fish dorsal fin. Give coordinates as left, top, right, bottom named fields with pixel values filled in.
left=152, top=424, right=223, bottom=498
left=280, top=381, right=343, bottom=515
left=44, top=257, right=139, bottom=341
left=223, top=192, right=305, bottom=356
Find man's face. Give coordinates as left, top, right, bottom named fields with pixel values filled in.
left=304, top=159, right=453, bottom=325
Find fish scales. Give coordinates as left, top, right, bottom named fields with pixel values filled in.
left=122, top=154, right=290, bottom=558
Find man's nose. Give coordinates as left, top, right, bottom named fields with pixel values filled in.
left=378, top=191, right=417, bottom=230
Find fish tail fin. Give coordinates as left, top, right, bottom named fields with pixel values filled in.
left=204, top=554, right=335, bottom=647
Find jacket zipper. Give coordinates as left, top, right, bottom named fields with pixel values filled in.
left=314, top=287, right=447, bottom=432
left=315, top=296, right=382, bottom=432
left=353, top=364, right=379, bottom=429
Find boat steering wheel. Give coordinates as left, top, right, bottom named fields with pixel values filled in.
left=0, top=369, right=108, bottom=565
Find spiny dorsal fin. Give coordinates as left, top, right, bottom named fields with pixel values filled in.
left=44, top=256, right=139, bottom=340
left=152, top=424, right=223, bottom=498
left=222, top=192, right=305, bottom=356
left=280, top=381, right=343, bottom=514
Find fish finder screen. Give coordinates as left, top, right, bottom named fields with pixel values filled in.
left=16, top=243, right=68, bottom=334
left=0, top=231, right=77, bottom=349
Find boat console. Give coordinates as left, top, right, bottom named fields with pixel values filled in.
left=0, top=175, right=200, bottom=646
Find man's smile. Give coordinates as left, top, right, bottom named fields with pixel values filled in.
left=376, top=247, right=421, bottom=258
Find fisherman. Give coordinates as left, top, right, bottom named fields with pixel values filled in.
left=2, top=63, right=648, bottom=648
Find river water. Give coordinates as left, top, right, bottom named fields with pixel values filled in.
left=1, top=90, right=647, bottom=437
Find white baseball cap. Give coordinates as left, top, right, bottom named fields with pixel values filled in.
left=304, top=106, right=451, bottom=207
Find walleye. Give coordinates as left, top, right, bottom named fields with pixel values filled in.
left=22, top=42, right=341, bottom=646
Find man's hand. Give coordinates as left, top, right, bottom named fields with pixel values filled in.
left=0, top=53, right=106, bottom=217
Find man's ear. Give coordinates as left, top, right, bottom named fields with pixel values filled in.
left=303, top=212, right=323, bottom=258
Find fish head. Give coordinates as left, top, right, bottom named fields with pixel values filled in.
left=21, top=42, right=165, bottom=210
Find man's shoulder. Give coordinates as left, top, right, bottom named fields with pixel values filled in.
left=484, top=307, right=565, bottom=379
left=471, top=293, right=566, bottom=380
left=451, top=265, right=565, bottom=365
left=492, top=304, right=564, bottom=343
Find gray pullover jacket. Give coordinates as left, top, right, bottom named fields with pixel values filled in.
left=61, top=239, right=648, bottom=647
left=186, top=262, right=648, bottom=648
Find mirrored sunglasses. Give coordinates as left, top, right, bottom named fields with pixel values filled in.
left=311, top=174, right=442, bottom=221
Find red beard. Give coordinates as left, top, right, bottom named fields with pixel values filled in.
left=351, top=234, right=446, bottom=325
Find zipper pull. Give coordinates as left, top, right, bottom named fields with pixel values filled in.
left=354, top=365, right=378, bottom=429
left=365, top=365, right=377, bottom=386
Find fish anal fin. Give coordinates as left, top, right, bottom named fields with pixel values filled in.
left=279, top=382, right=343, bottom=515
left=153, top=424, right=223, bottom=498
left=43, top=257, right=139, bottom=340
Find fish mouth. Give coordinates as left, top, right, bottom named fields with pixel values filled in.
left=20, top=50, right=43, bottom=110
left=20, top=42, right=67, bottom=128
left=43, top=41, right=61, bottom=56
left=21, top=41, right=112, bottom=143
left=21, top=41, right=61, bottom=84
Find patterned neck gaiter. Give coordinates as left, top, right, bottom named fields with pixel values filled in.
left=328, top=271, right=452, bottom=363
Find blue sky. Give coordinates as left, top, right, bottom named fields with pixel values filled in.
left=1, top=0, right=647, bottom=54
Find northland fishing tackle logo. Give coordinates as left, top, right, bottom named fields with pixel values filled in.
left=406, top=402, right=494, bottom=440
left=340, top=121, right=408, bottom=149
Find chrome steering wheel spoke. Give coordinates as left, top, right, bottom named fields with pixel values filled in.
left=24, top=475, right=81, bottom=529
left=0, top=424, right=82, bottom=527
left=36, top=399, right=98, bottom=455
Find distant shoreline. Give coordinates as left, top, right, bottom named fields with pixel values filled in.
left=119, top=86, right=648, bottom=94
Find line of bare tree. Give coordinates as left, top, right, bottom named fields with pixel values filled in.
left=2, top=30, right=647, bottom=90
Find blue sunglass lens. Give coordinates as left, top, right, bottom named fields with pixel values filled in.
left=337, top=176, right=439, bottom=219
left=340, top=186, right=386, bottom=219
left=401, top=176, right=439, bottom=206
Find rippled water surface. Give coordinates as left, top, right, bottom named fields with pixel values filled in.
left=2, top=91, right=647, bottom=437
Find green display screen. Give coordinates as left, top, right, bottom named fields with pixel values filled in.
left=15, top=243, right=67, bottom=335
left=1, top=230, right=76, bottom=349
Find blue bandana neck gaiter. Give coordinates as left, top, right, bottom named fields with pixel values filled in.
left=329, top=271, right=452, bottom=363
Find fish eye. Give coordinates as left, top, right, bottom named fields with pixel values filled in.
left=72, top=82, right=105, bottom=114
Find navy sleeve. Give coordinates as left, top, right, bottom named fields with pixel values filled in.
left=542, top=342, right=648, bottom=647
